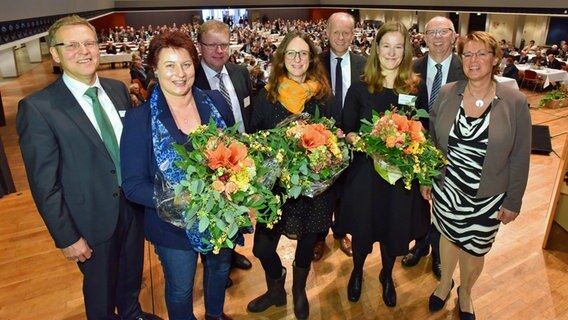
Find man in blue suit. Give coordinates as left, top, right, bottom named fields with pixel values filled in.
left=16, top=15, right=157, bottom=320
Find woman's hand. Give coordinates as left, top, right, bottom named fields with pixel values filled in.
left=420, top=185, right=432, bottom=201
left=346, top=132, right=360, bottom=145
left=496, top=207, right=520, bottom=224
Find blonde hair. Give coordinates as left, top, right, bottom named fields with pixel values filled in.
left=363, top=21, right=419, bottom=95
left=48, top=15, right=96, bottom=47
left=198, top=20, right=229, bottom=43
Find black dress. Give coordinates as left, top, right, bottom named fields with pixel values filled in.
left=250, top=89, right=337, bottom=239
left=338, top=82, right=429, bottom=256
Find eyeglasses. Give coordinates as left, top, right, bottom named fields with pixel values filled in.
left=461, top=50, right=494, bottom=59
left=284, top=50, right=311, bottom=60
left=200, top=42, right=230, bottom=50
left=425, top=28, right=453, bottom=37
left=54, top=40, right=98, bottom=51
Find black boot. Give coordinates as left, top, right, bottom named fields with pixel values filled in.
left=379, top=269, right=397, bottom=307
left=292, top=264, right=310, bottom=320
left=247, top=268, right=287, bottom=312
left=347, top=269, right=363, bottom=302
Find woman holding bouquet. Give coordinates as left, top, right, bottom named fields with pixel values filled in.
left=247, top=30, right=335, bottom=320
left=120, top=31, right=236, bottom=320
left=339, top=21, right=430, bottom=307
left=425, top=32, right=531, bottom=320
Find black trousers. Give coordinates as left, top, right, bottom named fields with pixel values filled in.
left=78, top=196, right=145, bottom=320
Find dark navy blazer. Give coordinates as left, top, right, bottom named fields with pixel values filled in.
left=120, top=86, right=235, bottom=250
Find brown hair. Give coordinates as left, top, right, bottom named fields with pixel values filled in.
left=47, top=15, right=97, bottom=47
left=146, top=31, right=199, bottom=70
left=265, top=30, right=331, bottom=103
left=456, top=31, right=502, bottom=75
left=363, top=21, right=419, bottom=94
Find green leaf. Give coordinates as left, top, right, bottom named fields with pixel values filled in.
left=216, top=218, right=227, bottom=230
left=228, top=223, right=238, bottom=238
left=291, top=174, right=299, bottom=185
left=290, top=186, right=302, bottom=198
left=198, top=217, right=209, bottom=233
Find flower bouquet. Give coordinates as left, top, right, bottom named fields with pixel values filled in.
left=275, top=111, right=350, bottom=198
left=354, top=108, right=446, bottom=189
left=170, top=120, right=282, bottom=253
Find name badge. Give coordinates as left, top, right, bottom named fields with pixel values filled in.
left=398, top=94, right=417, bottom=107
left=244, top=96, right=251, bottom=108
left=119, top=110, right=127, bottom=117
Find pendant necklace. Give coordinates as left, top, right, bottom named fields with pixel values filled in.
left=467, top=83, right=494, bottom=108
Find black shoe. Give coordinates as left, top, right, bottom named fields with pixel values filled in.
left=226, top=277, right=233, bottom=289
left=347, top=270, right=363, bottom=302
left=401, top=244, right=429, bottom=267
left=135, top=312, right=164, bottom=320
left=457, top=286, right=476, bottom=320
left=379, top=270, right=396, bottom=307
left=232, top=251, right=252, bottom=270
left=428, top=280, right=454, bottom=312
left=431, top=254, right=442, bottom=279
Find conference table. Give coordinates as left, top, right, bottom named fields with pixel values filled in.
left=516, top=64, right=568, bottom=88
left=494, top=75, right=519, bottom=90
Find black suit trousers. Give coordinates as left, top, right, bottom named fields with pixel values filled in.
left=78, top=195, right=145, bottom=320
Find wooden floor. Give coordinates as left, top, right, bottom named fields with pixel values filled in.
left=1, top=47, right=568, bottom=320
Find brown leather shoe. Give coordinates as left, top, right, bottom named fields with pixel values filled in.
left=337, top=236, right=353, bottom=257
left=312, top=241, right=325, bottom=261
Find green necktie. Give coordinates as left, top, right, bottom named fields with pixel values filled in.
left=84, top=87, right=121, bottom=185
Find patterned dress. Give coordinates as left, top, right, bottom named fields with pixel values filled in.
left=432, top=102, right=505, bottom=256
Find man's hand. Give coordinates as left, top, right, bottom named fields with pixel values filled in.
left=61, top=237, right=93, bottom=263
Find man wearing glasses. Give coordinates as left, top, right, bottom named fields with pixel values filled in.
left=16, top=15, right=157, bottom=320
left=194, top=19, right=254, bottom=281
left=402, top=16, right=465, bottom=279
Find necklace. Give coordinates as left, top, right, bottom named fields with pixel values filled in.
left=467, top=83, right=494, bottom=108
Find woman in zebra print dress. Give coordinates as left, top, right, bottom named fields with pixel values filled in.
left=422, top=32, right=531, bottom=320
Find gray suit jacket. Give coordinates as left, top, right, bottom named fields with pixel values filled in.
left=413, top=53, right=465, bottom=109
left=430, top=80, right=532, bottom=212
left=194, top=62, right=253, bottom=132
left=17, top=77, right=132, bottom=248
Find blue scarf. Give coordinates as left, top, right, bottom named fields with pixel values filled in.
left=150, top=84, right=227, bottom=253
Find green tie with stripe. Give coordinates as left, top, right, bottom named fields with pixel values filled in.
left=84, top=87, right=121, bottom=185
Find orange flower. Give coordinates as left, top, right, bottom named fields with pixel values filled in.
left=224, top=181, right=238, bottom=195
left=391, top=113, right=410, bottom=133
left=212, top=180, right=225, bottom=192
left=385, top=135, right=397, bottom=148
left=300, top=126, right=328, bottom=150
left=227, top=142, right=248, bottom=169
left=206, top=142, right=232, bottom=170
left=205, top=141, right=248, bottom=170
left=408, top=120, right=425, bottom=143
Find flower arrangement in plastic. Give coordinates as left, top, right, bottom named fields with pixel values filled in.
left=275, top=111, right=350, bottom=198
left=172, top=120, right=282, bottom=253
left=353, top=108, right=447, bottom=189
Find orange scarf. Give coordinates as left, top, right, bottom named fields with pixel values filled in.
left=270, top=76, right=322, bottom=114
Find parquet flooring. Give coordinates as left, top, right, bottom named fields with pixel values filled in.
left=1, top=46, right=567, bottom=319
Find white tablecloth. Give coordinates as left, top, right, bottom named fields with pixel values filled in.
left=517, top=64, right=568, bottom=88
left=494, top=75, right=519, bottom=90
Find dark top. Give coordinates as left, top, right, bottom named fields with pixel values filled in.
left=121, top=86, right=235, bottom=250
left=338, top=82, right=429, bottom=256
left=249, top=89, right=337, bottom=238
left=503, top=64, right=520, bottom=81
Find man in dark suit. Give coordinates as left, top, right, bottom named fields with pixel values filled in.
left=403, top=16, right=465, bottom=279
left=313, top=12, right=367, bottom=261
left=546, top=53, right=562, bottom=70
left=16, top=15, right=157, bottom=320
left=194, top=19, right=254, bottom=275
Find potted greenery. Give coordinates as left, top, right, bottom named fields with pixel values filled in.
left=539, top=89, right=568, bottom=109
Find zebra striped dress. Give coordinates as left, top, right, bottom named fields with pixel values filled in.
left=432, top=102, right=505, bottom=257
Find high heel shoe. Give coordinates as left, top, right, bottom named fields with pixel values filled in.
left=428, top=280, right=455, bottom=312
left=457, top=286, right=476, bottom=320
left=347, top=270, right=363, bottom=302
left=379, top=270, right=396, bottom=307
